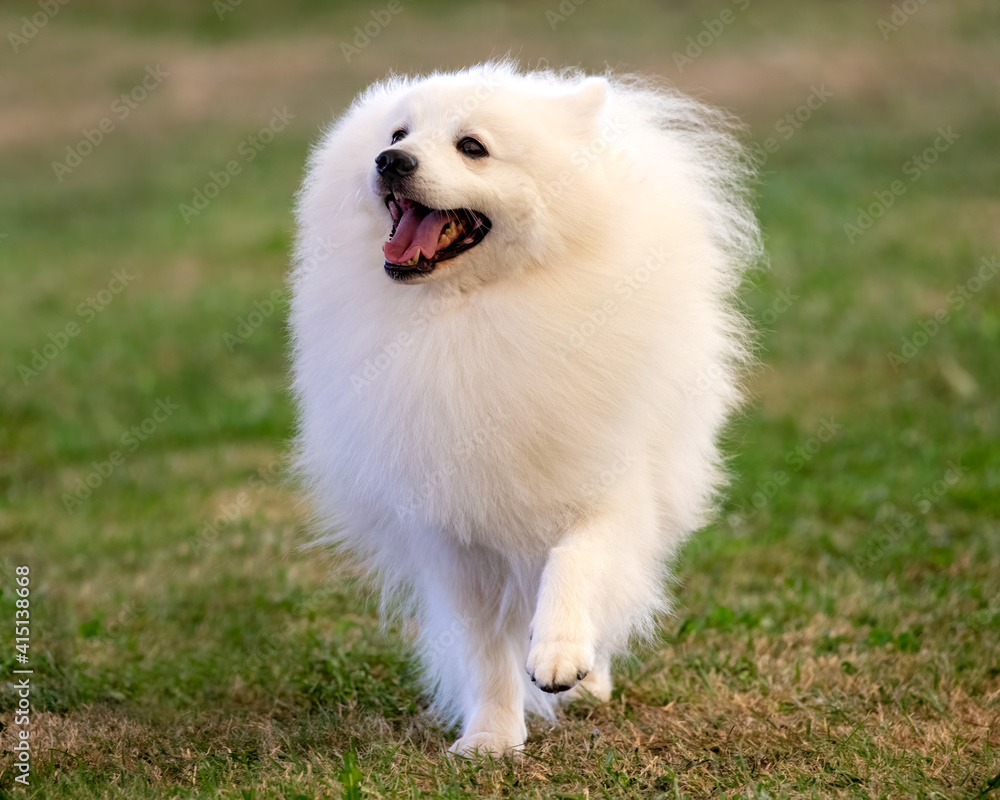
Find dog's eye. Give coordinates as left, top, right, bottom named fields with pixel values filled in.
left=390, top=129, right=407, bottom=144
left=457, top=137, right=488, bottom=159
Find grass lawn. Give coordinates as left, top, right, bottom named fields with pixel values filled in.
left=1, top=1, right=999, bottom=797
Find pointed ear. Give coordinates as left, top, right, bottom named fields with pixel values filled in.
left=561, top=77, right=607, bottom=140
left=569, top=77, right=607, bottom=119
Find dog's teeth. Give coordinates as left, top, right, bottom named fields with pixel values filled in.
left=436, top=220, right=467, bottom=248
left=437, top=220, right=464, bottom=248
left=400, top=252, right=420, bottom=267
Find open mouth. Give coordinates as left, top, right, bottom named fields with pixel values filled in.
left=382, top=194, right=491, bottom=281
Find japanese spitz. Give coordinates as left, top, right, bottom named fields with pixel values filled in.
left=289, top=62, right=762, bottom=756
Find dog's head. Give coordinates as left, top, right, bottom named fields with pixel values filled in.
left=354, top=68, right=611, bottom=285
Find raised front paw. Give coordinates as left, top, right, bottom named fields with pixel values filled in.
left=525, top=638, right=594, bottom=694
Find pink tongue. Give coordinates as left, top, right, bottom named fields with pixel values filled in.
left=384, top=206, right=455, bottom=264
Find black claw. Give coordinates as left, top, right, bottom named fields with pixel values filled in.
left=538, top=682, right=574, bottom=694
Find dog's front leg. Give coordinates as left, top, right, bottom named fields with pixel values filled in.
left=525, top=538, right=600, bottom=694
left=421, top=548, right=529, bottom=758
left=447, top=612, right=528, bottom=758
left=526, top=475, right=660, bottom=699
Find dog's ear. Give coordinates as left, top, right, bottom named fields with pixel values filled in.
left=573, top=77, right=607, bottom=114
left=564, top=77, right=608, bottom=138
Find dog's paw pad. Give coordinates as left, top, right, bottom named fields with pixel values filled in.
left=525, top=640, right=594, bottom=694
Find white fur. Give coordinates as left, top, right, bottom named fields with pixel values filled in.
left=289, top=62, right=762, bottom=756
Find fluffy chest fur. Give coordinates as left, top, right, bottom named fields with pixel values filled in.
left=293, top=264, right=652, bottom=552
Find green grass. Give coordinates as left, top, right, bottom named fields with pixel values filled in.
left=1, top=1, right=999, bottom=797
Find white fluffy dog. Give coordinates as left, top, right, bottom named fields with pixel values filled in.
left=289, top=62, right=762, bottom=756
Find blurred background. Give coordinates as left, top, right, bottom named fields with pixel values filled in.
left=1, top=1, right=998, bottom=798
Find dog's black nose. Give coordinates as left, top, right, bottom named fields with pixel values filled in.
left=375, top=149, right=418, bottom=182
